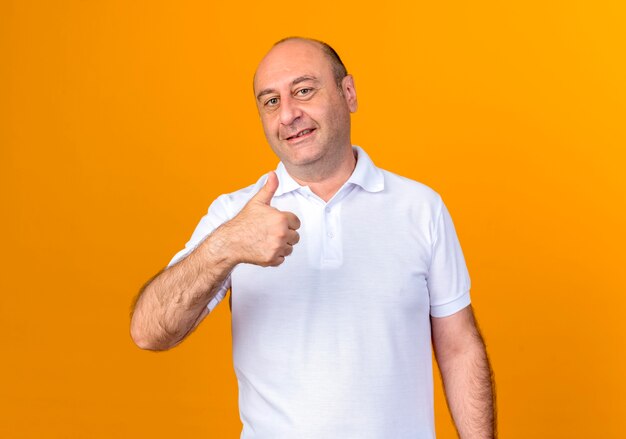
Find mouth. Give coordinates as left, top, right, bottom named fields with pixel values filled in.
left=285, top=128, right=316, bottom=142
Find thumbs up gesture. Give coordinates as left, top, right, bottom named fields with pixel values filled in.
left=220, top=171, right=301, bottom=267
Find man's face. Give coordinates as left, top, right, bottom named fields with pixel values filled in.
left=253, top=40, right=357, bottom=170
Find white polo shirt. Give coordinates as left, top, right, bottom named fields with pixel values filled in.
left=168, top=146, right=471, bottom=439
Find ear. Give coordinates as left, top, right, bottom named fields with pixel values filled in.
left=341, top=74, right=358, bottom=113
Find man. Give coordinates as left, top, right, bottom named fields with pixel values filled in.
left=131, top=37, right=496, bottom=438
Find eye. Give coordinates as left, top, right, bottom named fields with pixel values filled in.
left=296, top=88, right=313, bottom=97
left=265, top=97, right=279, bottom=107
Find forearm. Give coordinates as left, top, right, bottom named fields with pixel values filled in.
left=435, top=333, right=496, bottom=438
left=130, top=174, right=301, bottom=350
left=130, top=228, right=236, bottom=351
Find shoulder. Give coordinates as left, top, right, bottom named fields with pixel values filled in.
left=380, top=168, right=443, bottom=209
left=210, top=173, right=270, bottom=217
left=374, top=169, right=449, bottom=236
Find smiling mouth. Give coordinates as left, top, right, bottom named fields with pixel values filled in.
left=286, top=128, right=316, bottom=140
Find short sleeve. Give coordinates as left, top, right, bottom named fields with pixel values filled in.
left=166, top=194, right=234, bottom=313
left=427, top=198, right=471, bottom=317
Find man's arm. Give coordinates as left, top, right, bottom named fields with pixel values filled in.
left=431, top=305, right=497, bottom=438
left=130, top=171, right=300, bottom=351
left=129, top=231, right=235, bottom=351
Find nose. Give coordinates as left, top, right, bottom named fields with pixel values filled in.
left=279, top=95, right=303, bottom=127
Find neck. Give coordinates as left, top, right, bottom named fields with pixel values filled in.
left=285, top=146, right=357, bottom=202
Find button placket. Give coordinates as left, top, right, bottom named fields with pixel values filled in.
left=321, top=201, right=342, bottom=264
left=324, top=206, right=333, bottom=238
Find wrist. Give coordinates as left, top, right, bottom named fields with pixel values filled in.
left=201, top=221, right=242, bottom=268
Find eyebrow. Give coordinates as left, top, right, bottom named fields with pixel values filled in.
left=256, top=75, right=319, bottom=101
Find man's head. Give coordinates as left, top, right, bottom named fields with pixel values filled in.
left=271, top=37, right=348, bottom=89
left=253, top=37, right=358, bottom=176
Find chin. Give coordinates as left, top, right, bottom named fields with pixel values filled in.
left=289, top=148, right=326, bottom=167
left=271, top=142, right=319, bottom=165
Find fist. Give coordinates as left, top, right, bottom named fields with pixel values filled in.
left=225, top=171, right=301, bottom=267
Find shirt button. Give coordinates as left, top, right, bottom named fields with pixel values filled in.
left=325, top=207, right=331, bottom=213
left=327, top=231, right=334, bottom=238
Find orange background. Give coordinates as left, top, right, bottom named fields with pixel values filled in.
left=1, top=0, right=625, bottom=437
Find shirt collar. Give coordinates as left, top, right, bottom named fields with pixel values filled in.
left=273, top=145, right=385, bottom=197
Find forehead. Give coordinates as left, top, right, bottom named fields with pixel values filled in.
left=253, top=40, right=334, bottom=93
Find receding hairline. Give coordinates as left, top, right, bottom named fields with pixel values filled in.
left=253, top=36, right=348, bottom=92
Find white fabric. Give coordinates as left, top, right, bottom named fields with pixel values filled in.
left=167, top=146, right=471, bottom=438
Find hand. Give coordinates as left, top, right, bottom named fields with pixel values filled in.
left=222, top=171, right=301, bottom=267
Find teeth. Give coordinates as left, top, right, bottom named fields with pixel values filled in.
left=297, top=129, right=311, bottom=137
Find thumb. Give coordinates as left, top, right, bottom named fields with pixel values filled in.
left=252, top=171, right=279, bottom=205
